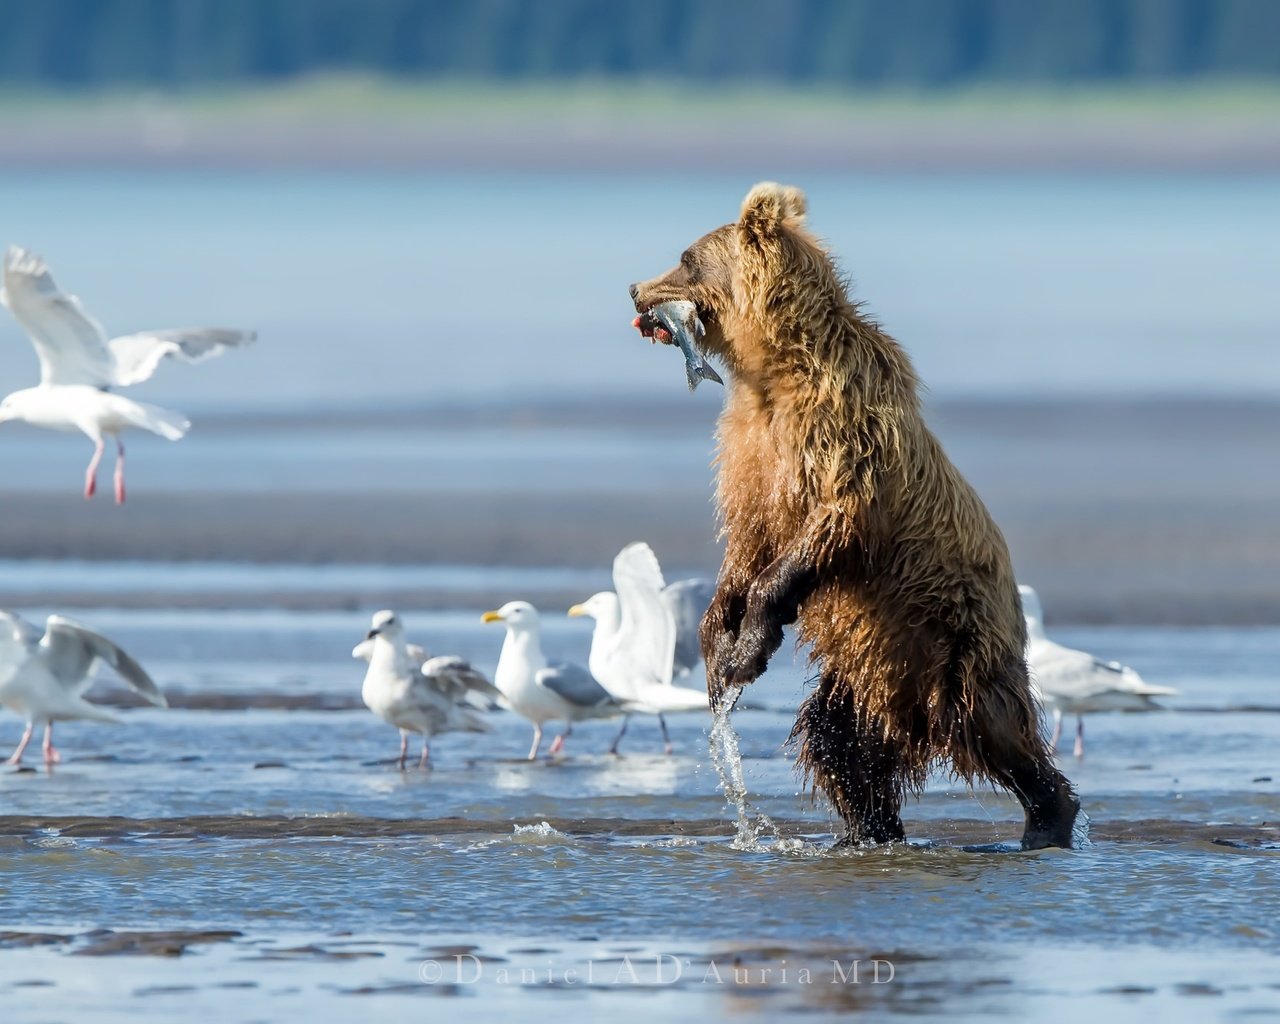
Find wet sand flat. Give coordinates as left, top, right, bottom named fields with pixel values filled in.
left=1, top=399, right=1278, bottom=623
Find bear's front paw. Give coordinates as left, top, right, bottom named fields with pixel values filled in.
left=720, top=638, right=770, bottom=690
left=704, top=631, right=742, bottom=709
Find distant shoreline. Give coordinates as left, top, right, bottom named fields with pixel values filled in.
left=2, top=79, right=1279, bottom=173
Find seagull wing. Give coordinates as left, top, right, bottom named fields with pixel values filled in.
left=1028, top=636, right=1174, bottom=708
left=108, top=328, right=255, bottom=386
left=536, top=662, right=618, bottom=712
left=0, top=611, right=39, bottom=686
left=0, top=610, right=42, bottom=648
left=612, top=541, right=677, bottom=687
left=1, top=247, right=115, bottom=386
left=662, top=577, right=714, bottom=677
left=42, top=615, right=168, bottom=707
left=420, top=655, right=504, bottom=707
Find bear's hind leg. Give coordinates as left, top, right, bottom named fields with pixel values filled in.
left=792, top=677, right=907, bottom=846
left=1003, top=755, right=1080, bottom=850
left=974, top=710, right=1080, bottom=850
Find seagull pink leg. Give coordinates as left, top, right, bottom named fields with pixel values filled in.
left=397, top=730, right=409, bottom=770
left=548, top=724, right=571, bottom=756
left=419, top=742, right=430, bottom=769
left=84, top=438, right=104, bottom=499
left=6, top=723, right=34, bottom=765
left=113, top=438, right=126, bottom=504
left=42, top=722, right=61, bottom=765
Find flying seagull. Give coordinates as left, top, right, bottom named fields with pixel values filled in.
left=0, top=246, right=254, bottom=503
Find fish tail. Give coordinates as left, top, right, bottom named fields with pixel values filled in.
left=699, top=361, right=724, bottom=386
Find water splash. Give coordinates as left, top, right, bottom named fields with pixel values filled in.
left=510, top=821, right=569, bottom=844
left=1071, top=806, right=1094, bottom=850
left=708, top=705, right=816, bottom=855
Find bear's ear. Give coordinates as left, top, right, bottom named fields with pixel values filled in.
left=740, top=182, right=807, bottom=230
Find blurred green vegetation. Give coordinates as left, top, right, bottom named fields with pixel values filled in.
left=0, top=0, right=1277, bottom=89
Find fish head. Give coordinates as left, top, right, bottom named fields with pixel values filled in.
left=629, top=222, right=735, bottom=361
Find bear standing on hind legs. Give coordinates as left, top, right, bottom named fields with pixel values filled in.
left=630, top=182, right=1080, bottom=850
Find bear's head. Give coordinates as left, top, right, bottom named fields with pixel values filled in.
left=629, top=182, right=826, bottom=375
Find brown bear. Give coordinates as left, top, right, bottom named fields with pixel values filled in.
left=630, top=182, right=1079, bottom=850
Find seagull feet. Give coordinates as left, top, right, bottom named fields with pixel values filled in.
left=43, top=747, right=61, bottom=765
left=663, top=742, right=674, bottom=756
left=4, top=753, right=22, bottom=767
left=548, top=735, right=566, bottom=756
left=84, top=474, right=97, bottom=500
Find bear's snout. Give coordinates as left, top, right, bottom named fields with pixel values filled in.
left=628, top=283, right=640, bottom=304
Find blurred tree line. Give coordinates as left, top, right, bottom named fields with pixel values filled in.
left=0, top=0, right=1276, bottom=88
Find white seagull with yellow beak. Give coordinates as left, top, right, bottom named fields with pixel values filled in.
left=482, top=601, right=629, bottom=759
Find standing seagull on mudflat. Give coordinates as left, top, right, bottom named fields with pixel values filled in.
left=0, top=246, right=254, bottom=503
left=569, top=543, right=709, bottom=755
left=1020, top=585, right=1176, bottom=758
left=482, top=601, right=629, bottom=760
left=0, top=611, right=168, bottom=766
left=354, top=610, right=502, bottom=769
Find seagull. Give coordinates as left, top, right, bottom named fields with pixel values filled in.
left=569, top=542, right=709, bottom=755
left=354, top=610, right=502, bottom=769
left=0, top=611, right=167, bottom=766
left=481, top=600, right=628, bottom=760
left=0, top=246, right=255, bottom=503
left=1020, top=585, right=1177, bottom=758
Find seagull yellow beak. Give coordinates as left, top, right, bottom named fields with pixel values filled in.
left=481, top=610, right=504, bottom=623
left=567, top=604, right=587, bottom=618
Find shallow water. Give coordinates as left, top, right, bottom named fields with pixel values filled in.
left=0, top=610, right=1277, bottom=1020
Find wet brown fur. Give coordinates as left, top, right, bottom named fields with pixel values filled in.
left=630, top=183, right=1079, bottom=848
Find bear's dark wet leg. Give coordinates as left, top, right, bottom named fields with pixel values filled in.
left=980, top=725, right=1080, bottom=850
left=1004, top=757, right=1080, bottom=850
left=792, top=677, right=907, bottom=846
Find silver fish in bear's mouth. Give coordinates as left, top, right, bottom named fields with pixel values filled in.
left=636, top=300, right=723, bottom=392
